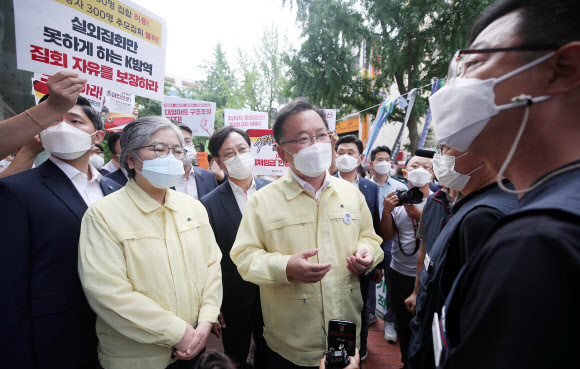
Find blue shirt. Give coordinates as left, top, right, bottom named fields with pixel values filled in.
left=371, top=176, right=408, bottom=219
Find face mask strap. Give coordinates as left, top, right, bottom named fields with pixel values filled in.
left=467, top=162, right=486, bottom=176
left=496, top=52, right=555, bottom=84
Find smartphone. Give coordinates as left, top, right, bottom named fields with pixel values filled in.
left=327, top=319, right=356, bottom=357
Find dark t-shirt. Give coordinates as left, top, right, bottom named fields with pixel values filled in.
left=445, top=211, right=580, bottom=369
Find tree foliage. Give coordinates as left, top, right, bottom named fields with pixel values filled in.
left=285, top=0, right=494, bottom=152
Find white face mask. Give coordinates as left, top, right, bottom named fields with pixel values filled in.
left=433, top=152, right=485, bottom=191
left=288, top=142, right=332, bottom=178
left=374, top=161, right=391, bottom=175
left=182, top=144, right=197, bottom=165
left=89, top=154, right=105, bottom=170
left=430, top=52, right=555, bottom=152
left=389, top=166, right=397, bottom=177
left=336, top=154, right=359, bottom=173
left=135, top=154, right=185, bottom=189
left=40, top=122, right=96, bottom=160
left=407, top=167, right=431, bottom=187
left=224, top=152, right=255, bottom=180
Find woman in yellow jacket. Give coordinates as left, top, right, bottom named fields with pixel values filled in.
left=78, top=117, right=222, bottom=369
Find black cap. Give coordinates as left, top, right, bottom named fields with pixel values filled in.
left=414, top=149, right=435, bottom=158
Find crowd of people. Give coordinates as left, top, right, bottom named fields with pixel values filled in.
left=0, top=0, right=579, bottom=368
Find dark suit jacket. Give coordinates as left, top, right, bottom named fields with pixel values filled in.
left=200, top=177, right=270, bottom=321
left=0, top=160, right=121, bottom=369
left=103, top=167, right=128, bottom=186
left=334, top=174, right=384, bottom=269
left=192, top=166, right=219, bottom=199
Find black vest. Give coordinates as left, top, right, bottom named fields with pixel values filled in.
left=437, top=163, right=580, bottom=368
left=408, top=183, right=518, bottom=369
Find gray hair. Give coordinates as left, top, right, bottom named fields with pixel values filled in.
left=120, top=116, right=185, bottom=179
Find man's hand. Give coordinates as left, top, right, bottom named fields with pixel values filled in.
left=174, top=324, right=195, bottom=357
left=286, top=249, right=332, bottom=283
left=383, top=190, right=399, bottom=215
left=405, top=292, right=417, bottom=315
left=45, top=71, right=87, bottom=114
left=319, top=348, right=360, bottom=369
left=331, top=131, right=339, bottom=146
left=403, top=203, right=422, bottom=222
left=372, top=269, right=383, bottom=284
left=211, top=312, right=226, bottom=338
left=346, top=247, right=374, bottom=275
left=210, top=160, right=225, bottom=181
left=175, top=321, right=212, bottom=360
left=20, top=135, right=44, bottom=157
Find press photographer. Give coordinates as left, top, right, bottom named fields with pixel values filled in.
left=379, top=155, right=433, bottom=367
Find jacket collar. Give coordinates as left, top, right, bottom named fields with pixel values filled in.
left=125, top=179, right=179, bottom=214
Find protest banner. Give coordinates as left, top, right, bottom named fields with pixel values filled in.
left=324, top=109, right=336, bottom=132
left=102, top=89, right=136, bottom=131
left=32, top=73, right=105, bottom=111
left=14, top=0, right=167, bottom=100
left=196, top=152, right=209, bottom=170
left=247, top=129, right=289, bottom=176
left=224, top=109, right=268, bottom=130
left=162, top=96, right=216, bottom=138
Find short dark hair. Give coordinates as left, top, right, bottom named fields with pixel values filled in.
left=272, top=97, right=327, bottom=144
left=335, top=135, right=363, bottom=155
left=370, top=145, right=392, bottom=161
left=107, top=131, right=122, bottom=155
left=170, top=120, right=193, bottom=137
left=469, top=0, right=579, bottom=48
left=94, top=143, right=104, bottom=152
left=38, top=94, right=103, bottom=132
left=194, top=350, right=235, bottom=369
left=208, top=126, right=251, bottom=158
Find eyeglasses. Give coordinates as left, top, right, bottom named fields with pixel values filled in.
left=219, top=145, right=250, bottom=161
left=280, top=132, right=332, bottom=147
left=140, top=144, right=186, bottom=159
left=447, top=44, right=559, bottom=80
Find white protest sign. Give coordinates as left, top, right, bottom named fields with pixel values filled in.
left=247, top=129, right=289, bottom=176
left=224, top=109, right=268, bottom=131
left=102, top=89, right=136, bottom=131
left=14, top=0, right=167, bottom=100
left=324, top=109, right=337, bottom=132
left=32, top=73, right=105, bottom=111
left=162, top=96, right=216, bottom=137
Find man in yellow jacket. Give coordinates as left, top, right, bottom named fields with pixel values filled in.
left=231, top=98, right=383, bottom=368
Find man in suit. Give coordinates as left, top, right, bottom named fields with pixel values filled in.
left=173, top=122, right=218, bottom=199
left=100, top=131, right=122, bottom=175
left=200, top=126, right=269, bottom=368
left=103, top=132, right=129, bottom=186
left=334, top=134, right=385, bottom=361
left=0, top=95, right=122, bottom=369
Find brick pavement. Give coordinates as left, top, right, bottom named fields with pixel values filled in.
left=206, top=317, right=403, bottom=369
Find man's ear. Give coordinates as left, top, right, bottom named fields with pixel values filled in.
left=94, top=130, right=105, bottom=144
left=545, top=42, right=580, bottom=95
left=277, top=145, right=289, bottom=164
left=359, top=154, right=365, bottom=165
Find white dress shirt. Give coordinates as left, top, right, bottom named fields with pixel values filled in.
left=337, top=171, right=360, bottom=189
left=290, top=170, right=330, bottom=199
left=49, top=156, right=104, bottom=206
left=101, top=160, right=118, bottom=174
left=175, top=165, right=199, bottom=199
left=228, top=177, right=257, bottom=214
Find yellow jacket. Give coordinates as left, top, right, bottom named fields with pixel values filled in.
left=78, top=179, right=222, bottom=369
left=231, top=171, right=383, bottom=366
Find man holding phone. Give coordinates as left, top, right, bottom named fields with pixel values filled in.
left=231, top=98, right=383, bottom=369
